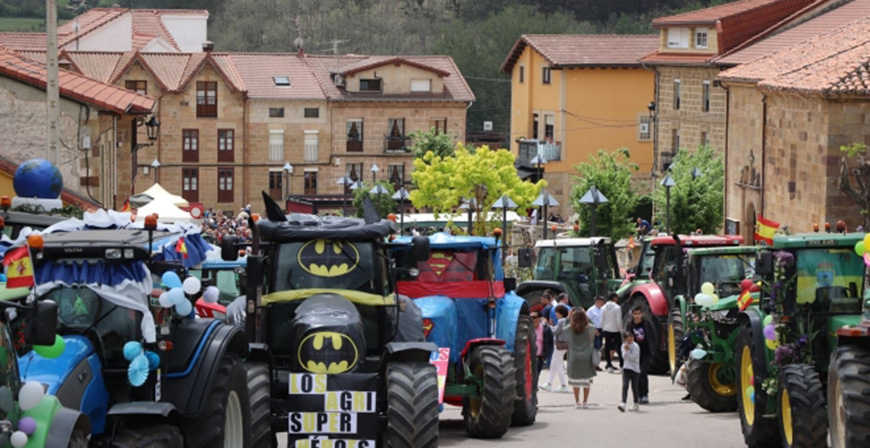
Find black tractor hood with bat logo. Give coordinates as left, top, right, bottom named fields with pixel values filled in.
left=291, top=294, right=366, bottom=374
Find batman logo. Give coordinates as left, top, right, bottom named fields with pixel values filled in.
left=298, top=331, right=358, bottom=374
left=298, top=239, right=359, bottom=277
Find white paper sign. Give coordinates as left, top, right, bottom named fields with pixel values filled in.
left=289, top=373, right=328, bottom=394
left=288, top=412, right=358, bottom=434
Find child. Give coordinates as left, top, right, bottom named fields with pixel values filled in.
left=618, top=331, right=640, bottom=412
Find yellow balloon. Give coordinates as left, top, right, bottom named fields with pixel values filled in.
left=765, top=338, right=779, bottom=350
left=711, top=294, right=720, bottom=305
left=864, top=234, right=870, bottom=250
left=701, top=282, right=715, bottom=295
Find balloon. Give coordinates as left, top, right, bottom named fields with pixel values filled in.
left=175, top=299, right=192, bottom=317
left=17, top=417, right=36, bottom=435
left=856, top=241, right=866, bottom=256
left=695, top=293, right=714, bottom=307
left=691, top=348, right=707, bottom=360
left=864, top=253, right=870, bottom=267
left=740, top=279, right=754, bottom=291
left=711, top=294, right=720, bottom=305
left=763, top=324, right=776, bottom=341
left=167, top=288, right=185, bottom=306
left=766, top=338, right=779, bottom=350
left=182, top=276, right=202, bottom=296
left=10, top=431, right=26, bottom=448
left=128, top=354, right=150, bottom=387
left=203, top=286, right=220, bottom=304
left=18, top=382, right=44, bottom=411
left=33, top=335, right=65, bottom=359
left=158, top=292, right=172, bottom=308
left=162, top=271, right=182, bottom=289
left=123, top=341, right=143, bottom=362
left=750, top=394, right=756, bottom=404
left=864, top=233, right=870, bottom=251
left=749, top=375, right=755, bottom=386
left=701, top=282, right=715, bottom=295
left=745, top=385, right=755, bottom=399
left=763, top=315, right=773, bottom=326
left=750, top=283, right=761, bottom=293
left=145, top=351, right=160, bottom=371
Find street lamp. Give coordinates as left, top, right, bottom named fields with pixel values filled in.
left=336, top=175, right=353, bottom=216
left=532, top=189, right=559, bottom=239
left=150, top=158, right=161, bottom=183
left=579, top=186, right=609, bottom=237
left=492, top=194, right=517, bottom=262
left=691, top=167, right=703, bottom=180
left=661, top=173, right=676, bottom=233
left=130, top=114, right=161, bottom=195
left=283, top=162, right=293, bottom=200
left=392, top=187, right=410, bottom=233
left=370, top=184, right=389, bottom=217
left=459, top=198, right=477, bottom=235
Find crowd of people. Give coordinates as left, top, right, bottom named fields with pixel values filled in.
left=199, top=206, right=254, bottom=245
left=531, top=291, right=658, bottom=411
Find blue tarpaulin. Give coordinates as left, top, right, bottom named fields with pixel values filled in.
left=35, top=259, right=149, bottom=287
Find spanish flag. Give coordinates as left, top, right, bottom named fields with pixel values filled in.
left=120, top=198, right=131, bottom=212
left=176, top=237, right=189, bottom=259
left=754, top=216, right=780, bottom=245
left=3, top=246, right=34, bottom=288
left=627, top=236, right=636, bottom=251
left=738, top=290, right=753, bottom=311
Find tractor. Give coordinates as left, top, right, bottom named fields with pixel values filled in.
left=219, top=194, right=440, bottom=447
left=192, top=256, right=247, bottom=320
left=736, top=233, right=866, bottom=448
left=668, top=245, right=760, bottom=412
left=390, top=232, right=534, bottom=438
left=516, top=237, right=621, bottom=311
left=619, top=234, right=744, bottom=374
left=21, top=215, right=271, bottom=447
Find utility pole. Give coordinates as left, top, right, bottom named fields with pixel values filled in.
left=46, top=0, right=60, bottom=164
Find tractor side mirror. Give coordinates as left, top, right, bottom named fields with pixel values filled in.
left=221, top=235, right=239, bottom=261
left=29, top=300, right=58, bottom=347
left=504, top=277, right=517, bottom=292
left=755, top=251, right=774, bottom=276
left=409, top=236, right=430, bottom=263
left=518, top=248, right=533, bottom=268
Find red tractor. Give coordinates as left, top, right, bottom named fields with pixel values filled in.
left=620, top=234, right=744, bottom=374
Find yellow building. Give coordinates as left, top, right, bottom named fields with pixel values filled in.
left=501, top=34, right=659, bottom=214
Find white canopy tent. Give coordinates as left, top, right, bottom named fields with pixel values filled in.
left=130, top=183, right=189, bottom=208
left=135, top=197, right=192, bottom=223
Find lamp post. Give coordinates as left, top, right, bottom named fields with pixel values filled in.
left=283, top=162, right=293, bottom=201
left=150, top=159, right=161, bottom=184
left=459, top=198, right=477, bottom=235
left=392, top=187, right=410, bottom=234
left=661, top=173, right=676, bottom=233
left=369, top=163, right=380, bottom=216
left=579, top=186, right=609, bottom=237
left=336, top=175, right=353, bottom=216
left=492, top=194, right=517, bottom=263
left=370, top=184, right=389, bottom=218
left=691, top=167, right=703, bottom=180
left=131, top=115, right=160, bottom=195
left=532, top=190, right=559, bottom=239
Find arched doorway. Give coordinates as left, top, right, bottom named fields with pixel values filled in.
left=744, top=203, right=756, bottom=243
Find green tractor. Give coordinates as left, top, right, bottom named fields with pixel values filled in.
left=736, top=233, right=866, bottom=448
left=668, top=245, right=760, bottom=413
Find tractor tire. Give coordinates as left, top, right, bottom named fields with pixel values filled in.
left=68, top=429, right=89, bottom=448
left=511, top=314, right=537, bottom=426
left=736, top=319, right=780, bottom=448
left=777, top=364, right=827, bottom=448
left=384, top=362, right=439, bottom=448
left=686, top=359, right=738, bottom=413
left=245, top=362, right=274, bottom=448
left=624, top=295, right=668, bottom=375
left=112, top=424, right=183, bottom=448
left=183, top=354, right=251, bottom=448
left=463, top=345, right=516, bottom=439
left=668, top=307, right=685, bottom=380
left=829, top=345, right=870, bottom=448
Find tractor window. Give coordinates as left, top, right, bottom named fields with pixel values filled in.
left=275, top=241, right=377, bottom=293
left=653, top=246, right=679, bottom=284
left=535, top=248, right=558, bottom=281
left=641, top=250, right=655, bottom=277
left=560, top=247, right=593, bottom=277
left=700, top=255, right=749, bottom=298
left=793, top=249, right=865, bottom=313
left=415, top=250, right=479, bottom=282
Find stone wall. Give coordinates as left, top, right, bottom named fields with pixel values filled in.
left=723, top=84, right=765, bottom=240
left=822, top=99, right=870, bottom=229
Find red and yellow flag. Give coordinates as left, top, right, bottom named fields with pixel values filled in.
left=3, top=246, right=34, bottom=288
left=176, top=237, right=189, bottom=259
left=627, top=236, right=636, bottom=251
left=738, top=290, right=753, bottom=311
left=754, top=215, right=780, bottom=245
left=120, top=198, right=131, bottom=212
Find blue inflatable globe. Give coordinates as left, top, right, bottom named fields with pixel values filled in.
left=13, top=159, right=63, bottom=199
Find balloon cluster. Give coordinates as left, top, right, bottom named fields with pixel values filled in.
left=158, top=272, right=201, bottom=317
left=762, top=315, right=778, bottom=350
left=694, top=282, right=720, bottom=308
left=854, top=234, right=870, bottom=267
left=124, top=341, right=160, bottom=387
left=10, top=382, right=46, bottom=447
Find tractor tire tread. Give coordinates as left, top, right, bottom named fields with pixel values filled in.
left=668, top=307, right=685, bottom=378
left=113, top=423, right=183, bottom=448
left=385, top=362, right=440, bottom=448
left=464, top=345, right=516, bottom=439
left=778, top=364, right=827, bottom=448
left=183, top=353, right=251, bottom=448
left=245, top=362, right=273, bottom=448
left=829, top=345, right=870, bottom=448
left=686, top=360, right=738, bottom=413
left=511, top=314, right=538, bottom=426
left=736, top=319, right=780, bottom=448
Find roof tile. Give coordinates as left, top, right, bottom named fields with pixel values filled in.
left=652, top=0, right=808, bottom=25
left=501, top=34, right=660, bottom=73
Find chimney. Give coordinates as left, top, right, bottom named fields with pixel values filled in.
left=202, top=41, right=214, bottom=52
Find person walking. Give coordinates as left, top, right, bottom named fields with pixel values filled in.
left=586, top=296, right=605, bottom=371
left=540, top=305, right=570, bottom=393
left=618, top=331, right=641, bottom=412
left=531, top=311, right=553, bottom=374
left=628, top=306, right=657, bottom=404
left=601, top=293, right=623, bottom=372
left=558, top=308, right=597, bottom=408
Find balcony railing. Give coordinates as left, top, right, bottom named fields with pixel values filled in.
left=346, top=139, right=363, bottom=152
left=518, top=140, right=561, bottom=162
left=384, top=135, right=411, bottom=153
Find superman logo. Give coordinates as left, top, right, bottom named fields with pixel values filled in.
left=298, top=239, right=359, bottom=277
left=427, top=252, right=454, bottom=277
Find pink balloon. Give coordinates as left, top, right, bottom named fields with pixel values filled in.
left=864, top=253, right=870, bottom=267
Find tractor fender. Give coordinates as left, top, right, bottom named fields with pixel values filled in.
left=378, top=342, right=438, bottom=377
left=460, top=338, right=506, bottom=362
left=737, top=308, right=768, bottom=377
left=45, top=405, right=91, bottom=448
left=515, top=281, right=567, bottom=299
left=673, top=295, right=687, bottom=319
left=107, top=402, right=177, bottom=417
left=629, top=283, right=668, bottom=317
left=163, top=320, right=248, bottom=417
left=495, top=292, right=528, bottom=354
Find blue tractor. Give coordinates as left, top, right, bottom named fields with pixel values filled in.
left=391, top=232, right=535, bottom=438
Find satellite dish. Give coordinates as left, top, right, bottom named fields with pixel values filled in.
left=294, top=37, right=304, bottom=51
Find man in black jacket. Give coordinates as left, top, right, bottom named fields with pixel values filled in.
left=627, top=306, right=658, bottom=404
left=531, top=311, right=553, bottom=372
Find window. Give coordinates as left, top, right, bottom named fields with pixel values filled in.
left=387, top=118, right=406, bottom=151
left=519, top=65, right=525, bottom=83
left=638, top=115, right=653, bottom=141
left=388, top=163, right=404, bottom=189
left=544, top=114, right=554, bottom=141
left=702, top=80, right=711, bottom=112
left=430, top=118, right=447, bottom=135
left=182, top=168, right=199, bottom=202
left=218, top=129, right=234, bottom=162
left=346, top=163, right=362, bottom=194
left=347, top=119, right=363, bottom=152
left=667, top=28, right=690, bottom=49
left=532, top=113, right=539, bottom=139
left=125, top=80, right=146, bottom=95
left=273, top=76, right=290, bottom=86
left=672, top=128, right=681, bottom=153
left=269, top=108, right=284, bottom=118
left=182, top=129, right=199, bottom=162
left=218, top=168, right=234, bottom=203
left=700, top=131, right=709, bottom=148
left=304, top=171, right=317, bottom=195
left=304, top=131, right=318, bottom=162
left=542, top=67, right=551, bottom=85
left=304, top=108, right=319, bottom=118
left=269, top=130, right=284, bottom=162
left=410, top=79, right=431, bottom=92
left=695, top=28, right=709, bottom=49
left=673, top=79, right=681, bottom=110
left=196, top=81, right=217, bottom=117
left=269, top=171, right=283, bottom=200
left=360, top=79, right=382, bottom=92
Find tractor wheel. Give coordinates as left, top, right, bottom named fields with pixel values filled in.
left=463, top=345, right=516, bottom=439
left=511, top=314, right=537, bottom=426
left=183, top=354, right=251, bottom=448
left=384, top=362, right=439, bottom=448
left=777, top=364, right=827, bottom=448
left=686, top=359, right=738, bottom=412
left=829, top=345, right=870, bottom=448
left=667, top=307, right=685, bottom=380
left=68, top=429, right=89, bottom=448
left=624, top=295, right=668, bottom=375
left=112, top=423, right=183, bottom=447
left=245, top=362, right=274, bottom=448
left=736, top=319, right=780, bottom=448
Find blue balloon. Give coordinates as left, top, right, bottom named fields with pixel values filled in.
left=123, top=341, right=143, bottom=362
left=167, top=288, right=185, bottom=306
left=162, top=271, right=182, bottom=289
left=0, top=274, right=6, bottom=282
left=175, top=299, right=192, bottom=317
left=145, top=351, right=160, bottom=371
left=128, top=354, right=150, bottom=387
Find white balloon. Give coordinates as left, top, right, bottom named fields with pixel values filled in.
left=691, top=348, right=707, bottom=360
left=158, top=292, right=172, bottom=308
left=18, top=381, right=44, bottom=411
left=203, top=286, right=220, bottom=304
left=10, top=431, right=27, bottom=448
left=695, top=293, right=714, bottom=307
left=182, top=276, right=202, bottom=295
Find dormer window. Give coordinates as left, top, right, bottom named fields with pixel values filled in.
left=360, top=78, right=382, bottom=92
left=667, top=28, right=690, bottom=49
left=410, top=79, right=431, bottom=92
left=695, top=28, right=708, bottom=49
left=273, top=76, right=291, bottom=86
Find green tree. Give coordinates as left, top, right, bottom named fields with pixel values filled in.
left=410, top=129, right=455, bottom=160
left=570, top=148, right=639, bottom=240
left=411, top=144, right=542, bottom=235
left=351, top=180, right=397, bottom=219
left=839, top=143, right=870, bottom=229
left=652, top=145, right=724, bottom=234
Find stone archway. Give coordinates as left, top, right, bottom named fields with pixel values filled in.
left=744, top=203, right=756, bottom=243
